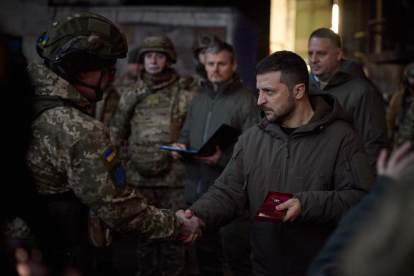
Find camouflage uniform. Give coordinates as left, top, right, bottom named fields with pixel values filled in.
left=95, top=72, right=137, bottom=127
left=386, top=62, right=414, bottom=148
left=95, top=47, right=142, bottom=127
left=110, top=36, right=199, bottom=276
left=399, top=101, right=414, bottom=143
left=20, top=60, right=182, bottom=239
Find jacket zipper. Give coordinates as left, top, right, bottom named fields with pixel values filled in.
left=281, top=136, right=289, bottom=276
left=281, top=138, right=289, bottom=192
left=196, top=94, right=218, bottom=199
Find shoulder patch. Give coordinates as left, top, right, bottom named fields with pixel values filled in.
left=105, top=148, right=116, bottom=162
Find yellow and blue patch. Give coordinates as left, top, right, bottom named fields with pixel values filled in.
left=105, top=148, right=116, bottom=162
left=41, top=36, right=49, bottom=46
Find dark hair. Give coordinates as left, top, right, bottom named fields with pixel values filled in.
left=254, top=51, right=309, bottom=93
left=309, top=28, right=341, bottom=49
left=205, top=42, right=236, bottom=63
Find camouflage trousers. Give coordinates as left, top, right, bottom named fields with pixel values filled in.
left=136, top=187, right=186, bottom=276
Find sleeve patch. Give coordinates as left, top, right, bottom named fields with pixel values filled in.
left=105, top=148, right=116, bottom=162
left=100, top=146, right=127, bottom=187
left=111, top=164, right=126, bottom=188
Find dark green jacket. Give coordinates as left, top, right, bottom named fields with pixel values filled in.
left=189, top=94, right=373, bottom=276
left=309, top=59, right=389, bottom=176
left=177, top=74, right=258, bottom=203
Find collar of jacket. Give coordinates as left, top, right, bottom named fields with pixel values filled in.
left=258, top=93, right=346, bottom=138
left=201, top=73, right=243, bottom=98
left=309, top=58, right=368, bottom=90
left=28, top=60, right=92, bottom=115
left=139, top=68, right=180, bottom=92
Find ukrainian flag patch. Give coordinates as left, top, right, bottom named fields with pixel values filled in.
left=105, top=148, right=116, bottom=162
left=41, top=36, right=49, bottom=45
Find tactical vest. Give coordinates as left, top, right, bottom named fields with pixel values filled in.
left=128, top=82, right=183, bottom=178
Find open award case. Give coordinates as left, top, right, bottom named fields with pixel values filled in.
left=255, top=191, right=292, bottom=223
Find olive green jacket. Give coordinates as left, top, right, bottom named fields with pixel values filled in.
left=190, top=94, right=373, bottom=276
left=310, top=59, right=389, bottom=176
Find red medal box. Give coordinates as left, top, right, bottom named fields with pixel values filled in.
left=254, top=191, right=292, bottom=223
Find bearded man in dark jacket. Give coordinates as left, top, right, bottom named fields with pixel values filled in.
left=172, top=42, right=257, bottom=276
left=308, top=28, right=389, bottom=176
left=179, top=51, right=373, bottom=276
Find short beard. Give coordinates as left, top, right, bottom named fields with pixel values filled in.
left=267, top=90, right=296, bottom=124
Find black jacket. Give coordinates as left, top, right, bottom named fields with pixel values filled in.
left=309, top=59, right=389, bottom=176
left=190, top=94, right=373, bottom=276
left=177, top=74, right=258, bottom=203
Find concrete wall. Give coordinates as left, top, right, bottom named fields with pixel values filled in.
left=0, top=2, right=259, bottom=90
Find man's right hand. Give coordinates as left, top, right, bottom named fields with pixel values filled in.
left=377, top=141, right=414, bottom=180
left=171, top=143, right=187, bottom=160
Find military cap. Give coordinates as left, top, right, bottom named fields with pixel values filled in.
left=138, top=35, right=177, bottom=64
left=192, top=33, right=221, bottom=52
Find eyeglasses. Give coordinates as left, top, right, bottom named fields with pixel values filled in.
left=108, top=67, right=116, bottom=76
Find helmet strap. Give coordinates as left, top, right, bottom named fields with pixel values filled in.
left=70, top=67, right=108, bottom=102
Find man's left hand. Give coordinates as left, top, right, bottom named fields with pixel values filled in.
left=276, top=198, right=301, bottom=222
left=194, top=145, right=222, bottom=165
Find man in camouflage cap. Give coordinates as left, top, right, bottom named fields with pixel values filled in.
left=110, top=35, right=199, bottom=276
left=191, top=33, right=221, bottom=92
left=95, top=46, right=143, bottom=127
left=6, top=12, right=202, bottom=274
left=386, top=62, right=414, bottom=148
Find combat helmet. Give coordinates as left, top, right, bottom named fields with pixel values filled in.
left=192, top=33, right=221, bottom=52
left=138, top=35, right=177, bottom=64
left=404, top=62, right=414, bottom=78
left=36, top=11, right=128, bottom=100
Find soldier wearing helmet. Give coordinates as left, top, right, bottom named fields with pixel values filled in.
left=6, top=13, right=202, bottom=274
left=110, top=35, right=199, bottom=275
left=95, top=46, right=143, bottom=127
left=386, top=62, right=414, bottom=147
left=191, top=33, right=221, bottom=91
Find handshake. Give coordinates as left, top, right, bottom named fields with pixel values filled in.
left=175, top=209, right=207, bottom=245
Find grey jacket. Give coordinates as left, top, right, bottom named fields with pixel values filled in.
left=177, top=74, right=258, bottom=203
left=309, top=59, right=389, bottom=176
left=189, top=94, right=373, bottom=276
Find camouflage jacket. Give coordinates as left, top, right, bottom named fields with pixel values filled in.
left=399, top=101, right=414, bottom=144
left=385, top=87, right=414, bottom=148
left=110, top=69, right=199, bottom=187
left=14, top=60, right=182, bottom=241
left=95, top=72, right=137, bottom=127
left=188, top=73, right=207, bottom=94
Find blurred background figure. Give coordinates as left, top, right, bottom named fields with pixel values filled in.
left=308, top=28, right=389, bottom=177
left=399, top=101, right=414, bottom=144
left=173, top=42, right=256, bottom=276
left=0, top=30, right=77, bottom=276
left=110, top=35, right=199, bottom=276
left=95, top=46, right=143, bottom=127
left=339, top=142, right=414, bottom=276
left=386, top=62, right=414, bottom=148
left=190, top=33, right=221, bottom=92
left=307, top=141, right=414, bottom=276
